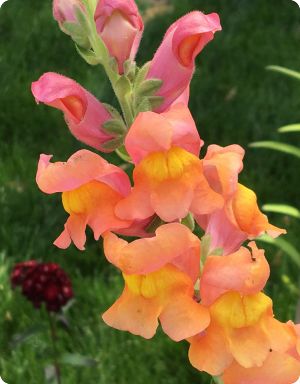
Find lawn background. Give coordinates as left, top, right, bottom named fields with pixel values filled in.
left=0, top=0, right=300, bottom=383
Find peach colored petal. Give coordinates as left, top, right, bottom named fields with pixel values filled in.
left=160, top=294, right=210, bottom=341
left=102, top=286, right=162, bottom=339
left=203, top=144, right=245, bottom=198
left=233, top=184, right=286, bottom=238
left=222, top=352, right=300, bottom=384
left=188, top=322, right=233, bottom=376
left=54, top=214, right=87, bottom=251
left=36, top=150, right=131, bottom=196
left=200, top=242, right=270, bottom=306
left=103, top=223, right=200, bottom=279
left=228, top=322, right=271, bottom=368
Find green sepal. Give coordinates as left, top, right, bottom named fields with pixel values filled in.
left=135, top=97, right=152, bottom=113
left=181, top=213, right=195, bottom=232
left=124, top=60, right=137, bottom=81
left=108, top=57, right=119, bottom=74
left=75, top=45, right=100, bottom=65
left=148, top=95, right=164, bottom=109
left=209, top=247, right=224, bottom=256
left=115, top=75, right=132, bottom=96
left=145, top=215, right=164, bottom=233
left=116, top=146, right=132, bottom=163
left=102, top=103, right=123, bottom=121
left=201, top=234, right=211, bottom=265
left=102, top=119, right=127, bottom=136
left=101, top=137, right=124, bottom=151
left=74, top=6, right=89, bottom=30
left=134, top=61, right=151, bottom=88
left=136, top=78, right=163, bottom=97
left=63, top=22, right=83, bottom=36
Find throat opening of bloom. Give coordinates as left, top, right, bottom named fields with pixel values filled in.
left=139, top=146, right=199, bottom=183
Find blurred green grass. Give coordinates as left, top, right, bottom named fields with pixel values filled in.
left=0, top=0, right=300, bottom=383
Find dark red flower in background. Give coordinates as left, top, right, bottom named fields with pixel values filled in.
left=11, top=261, right=73, bottom=312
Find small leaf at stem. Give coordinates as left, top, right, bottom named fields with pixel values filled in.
left=102, top=119, right=127, bottom=135
left=75, top=45, right=100, bottom=65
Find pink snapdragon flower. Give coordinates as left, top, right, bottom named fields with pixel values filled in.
left=32, top=72, right=115, bottom=152
left=36, top=150, right=132, bottom=250
left=95, top=0, right=144, bottom=73
left=147, top=11, right=222, bottom=112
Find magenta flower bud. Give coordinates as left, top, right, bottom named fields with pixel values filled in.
left=94, top=0, right=144, bottom=73
left=17, top=262, right=73, bottom=313
left=147, top=11, right=222, bottom=112
left=31, top=72, right=116, bottom=152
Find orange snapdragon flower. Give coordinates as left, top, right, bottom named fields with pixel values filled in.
left=102, top=223, right=210, bottom=340
left=196, top=145, right=285, bottom=254
left=188, top=242, right=292, bottom=376
left=115, top=104, right=223, bottom=222
left=36, top=149, right=132, bottom=250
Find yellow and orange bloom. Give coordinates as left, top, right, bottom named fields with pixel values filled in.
left=102, top=223, right=210, bottom=340
left=115, top=105, right=223, bottom=222
left=36, top=149, right=132, bottom=250
left=196, top=145, right=285, bottom=254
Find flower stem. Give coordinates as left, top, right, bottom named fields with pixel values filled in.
left=212, top=376, right=224, bottom=384
left=48, top=312, right=62, bottom=384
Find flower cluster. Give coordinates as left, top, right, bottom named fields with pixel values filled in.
left=11, top=261, right=73, bottom=312
left=31, top=1, right=300, bottom=382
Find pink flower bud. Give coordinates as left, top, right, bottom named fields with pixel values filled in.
left=95, top=0, right=144, bottom=73
left=147, top=11, right=222, bottom=112
left=31, top=72, right=115, bottom=152
left=53, top=0, right=84, bottom=25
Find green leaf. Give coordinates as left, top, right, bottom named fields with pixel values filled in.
left=63, top=22, right=84, bottom=36
left=249, top=141, right=300, bottom=158
left=266, top=65, right=300, bottom=80
left=102, top=119, right=127, bottom=135
left=262, top=204, right=300, bottom=219
left=60, top=353, right=98, bottom=367
left=10, top=325, right=45, bottom=348
left=256, top=234, right=300, bottom=268
left=135, top=97, right=152, bottom=113
left=123, top=60, right=137, bottom=80
left=278, top=124, right=300, bottom=133
left=75, top=45, right=99, bottom=65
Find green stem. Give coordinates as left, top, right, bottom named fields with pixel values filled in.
left=212, top=376, right=223, bottom=384
left=85, top=1, right=134, bottom=127
left=48, top=312, right=62, bottom=384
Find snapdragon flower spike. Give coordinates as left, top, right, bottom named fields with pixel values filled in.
left=115, top=104, right=223, bottom=222
left=36, top=149, right=132, bottom=250
left=102, top=223, right=210, bottom=340
left=32, top=72, right=115, bottom=152
left=95, top=0, right=144, bottom=74
left=147, top=11, right=221, bottom=112
left=196, top=144, right=285, bottom=254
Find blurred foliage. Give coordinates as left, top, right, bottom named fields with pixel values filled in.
left=0, top=0, right=300, bottom=383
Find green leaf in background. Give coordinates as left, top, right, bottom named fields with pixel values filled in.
left=60, top=353, right=98, bottom=367
left=278, top=124, right=300, bottom=133
left=262, top=204, right=300, bottom=219
left=10, top=324, right=45, bottom=349
left=256, top=234, right=300, bottom=268
left=249, top=141, right=300, bottom=158
left=266, top=65, right=300, bottom=80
